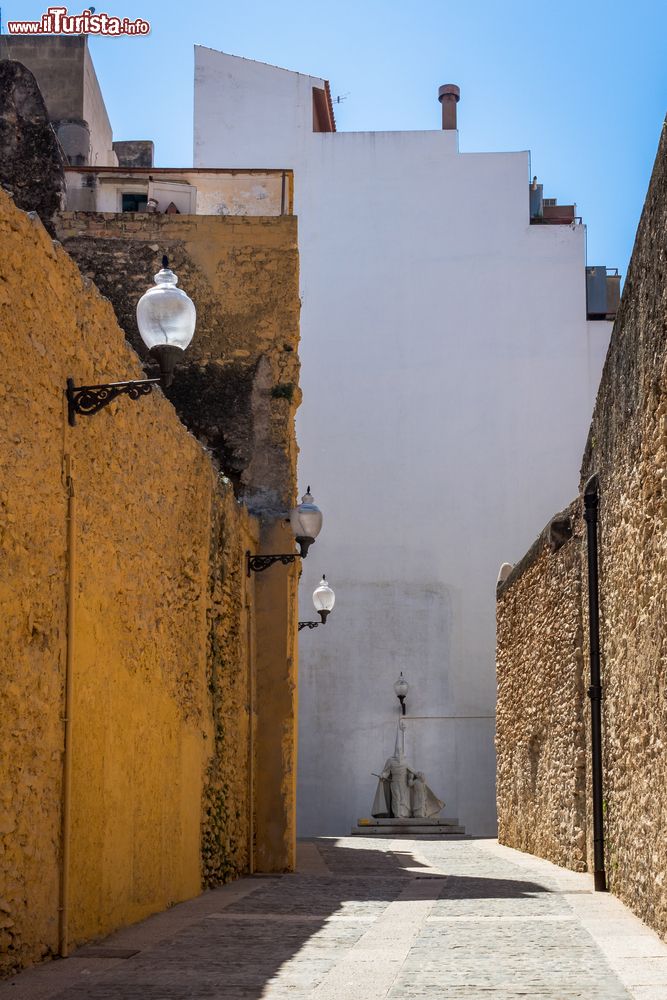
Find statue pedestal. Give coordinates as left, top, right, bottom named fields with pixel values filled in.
left=351, top=816, right=466, bottom=837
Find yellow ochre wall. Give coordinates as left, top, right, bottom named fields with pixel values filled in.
left=55, top=209, right=303, bottom=877
left=254, top=519, right=300, bottom=873
left=0, top=189, right=297, bottom=976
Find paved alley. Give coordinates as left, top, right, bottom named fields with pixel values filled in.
left=2, top=838, right=667, bottom=1000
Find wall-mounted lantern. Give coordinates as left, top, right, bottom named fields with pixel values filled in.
left=66, top=256, right=196, bottom=425
left=247, top=487, right=323, bottom=574
left=394, top=672, right=409, bottom=715
left=289, top=487, right=323, bottom=558
left=299, top=575, right=335, bottom=631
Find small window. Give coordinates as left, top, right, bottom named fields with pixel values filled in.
left=122, top=192, right=147, bottom=212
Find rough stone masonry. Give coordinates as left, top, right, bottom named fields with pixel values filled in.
left=496, top=503, right=588, bottom=873
left=0, top=60, right=65, bottom=235
left=496, top=118, right=667, bottom=941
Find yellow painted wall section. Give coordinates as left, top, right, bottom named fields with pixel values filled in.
left=201, top=499, right=260, bottom=885
left=254, top=519, right=299, bottom=873
left=54, top=211, right=302, bottom=875
left=0, top=190, right=274, bottom=974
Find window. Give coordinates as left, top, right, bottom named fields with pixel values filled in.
left=122, top=192, right=148, bottom=212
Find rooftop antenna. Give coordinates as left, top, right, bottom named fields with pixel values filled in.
left=333, top=92, right=350, bottom=104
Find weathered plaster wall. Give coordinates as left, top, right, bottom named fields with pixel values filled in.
left=496, top=121, right=667, bottom=939
left=202, top=491, right=258, bottom=886
left=81, top=41, right=115, bottom=166
left=64, top=169, right=291, bottom=216
left=253, top=520, right=300, bottom=873
left=55, top=209, right=302, bottom=874
left=0, top=187, right=292, bottom=976
left=496, top=505, right=588, bottom=871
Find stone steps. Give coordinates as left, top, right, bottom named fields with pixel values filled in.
left=351, top=827, right=467, bottom=837
left=351, top=817, right=466, bottom=837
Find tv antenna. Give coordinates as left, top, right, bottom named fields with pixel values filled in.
left=333, top=92, right=350, bottom=105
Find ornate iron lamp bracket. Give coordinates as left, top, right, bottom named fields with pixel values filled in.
left=66, top=376, right=160, bottom=426
left=246, top=552, right=300, bottom=576
left=298, top=621, right=321, bottom=631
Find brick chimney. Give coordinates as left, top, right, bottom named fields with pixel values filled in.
left=438, top=84, right=460, bottom=130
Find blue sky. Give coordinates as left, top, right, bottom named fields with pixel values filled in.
left=5, top=0, right=667, bottom=276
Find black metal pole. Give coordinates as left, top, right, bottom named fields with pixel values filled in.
left=583, top=474, right=607, bottom=892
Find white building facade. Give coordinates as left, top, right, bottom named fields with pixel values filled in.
left=194, top=48, right=613, bottom=836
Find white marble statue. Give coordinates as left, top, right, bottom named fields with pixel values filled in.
left=371, top=720, right=445, bottom=819
left=379, top=720, right=412, bottom=817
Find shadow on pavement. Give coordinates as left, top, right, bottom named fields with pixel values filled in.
left=432, top=872, right=550, bottom=899
left=1, top=839, right=555, bottom=1000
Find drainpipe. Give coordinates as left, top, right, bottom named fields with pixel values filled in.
left=60, top=454, right=76, bottom=954
left=583, top=474, right=607, bottom=892
left=246, top=593, right=255, bottom=876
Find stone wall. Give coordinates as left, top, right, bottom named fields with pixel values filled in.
left=0, top=37, right=115, bottom=167
left=496, top=505, right=588, bottom=871
left=577, top=119, right=667, bottom=936
left=55, top=211, right=301, bottom=514
left=0, top=60, right=65, bottom=234
left=0, top=186, right=297, bottom=975
left=496, top=120, right=667, bottom=939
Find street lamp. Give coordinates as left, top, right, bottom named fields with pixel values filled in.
left=289, top=487, right=323, bottom=558
left=247, top=487, right=324, bottom=574
left=394, top=672, right=409, bottom=715
left=299, top=575, right=335, bottom=631
left=136, top=256, right=196, bottom=387
left=66, top=256, right=196, bottom=425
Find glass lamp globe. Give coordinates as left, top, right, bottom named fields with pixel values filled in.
left=289, top=486, right=323, bottom=557
left=394, top=672, right=409, bottom=714
left=136, top=256, right=196, bottom=387
left=313, top=575, right=335, bottom=624
left=394, top=672, right=409, bottom=699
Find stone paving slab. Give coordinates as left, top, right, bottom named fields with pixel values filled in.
left=2, top=838, right=667, bottom=999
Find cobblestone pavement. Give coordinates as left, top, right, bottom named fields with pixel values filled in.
left=3, top=838, right=667, bottom=1000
